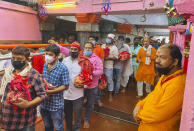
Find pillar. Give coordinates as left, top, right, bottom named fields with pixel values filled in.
left=169, top=25, right=187, bottom=66
left=169, top=26, right=177, bottom=45
left=169, top=31, right=174, bottom=44
left=75, top=13, right=101, bottom=47
left=180, top=22, right=194, bottom=131
left=173, top=0, right=194, bottom=130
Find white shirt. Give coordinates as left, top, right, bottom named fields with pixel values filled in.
left=102, top=44, right=119, bottom=69
left=114, top=44, right=130, bottom=69
left=0, top=53, right=11, bottom=71
left=62, top=56, right=83, bottom=100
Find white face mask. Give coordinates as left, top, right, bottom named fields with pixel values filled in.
left=45, top=55, right=55, bottom=64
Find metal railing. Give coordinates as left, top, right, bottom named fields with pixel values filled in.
left=0, top=43, right=70, bottom=60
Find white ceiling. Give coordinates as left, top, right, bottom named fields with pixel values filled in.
left=101, top=14, right=168, bottom=26
left=57, top=13, right=169, bottom=26
left=101, top=14, right=169, bottom=36
left=57, top=14, right=170, bottom=36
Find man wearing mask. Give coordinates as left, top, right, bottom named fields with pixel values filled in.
left=102, top=34, right=119, bottom=101
left=88, top=36, right=104, bottom=107
left=114, top=36, right=130, bottom=95
left=130, top=37, right=142, bottom=79
left=136, top=37, right=156, bottom=98
left=83, top=42, right=103, bottom=129
left=62, top=42, right=83, bottom=131
left=133, top=44, right=186, bottom=131
left=88, top=36, right=105, bottom=60
left=0, top=46, right=47, bottom=131
left=58, top=52, right=65, bottom=62
left=40, top=44, right=69, bottom=131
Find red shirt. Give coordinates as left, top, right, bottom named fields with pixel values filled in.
left=32, top=51, right=44, bottom=74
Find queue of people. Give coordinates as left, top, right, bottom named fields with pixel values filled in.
left=0, top=33, right=186, bottom=131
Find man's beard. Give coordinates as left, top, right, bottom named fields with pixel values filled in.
left=155, top=62, right=174, bottom=75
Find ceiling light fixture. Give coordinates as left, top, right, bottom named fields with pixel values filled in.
left=44, top=1, right=77, bottom=8
left=140, top=14, right=146, bottom=22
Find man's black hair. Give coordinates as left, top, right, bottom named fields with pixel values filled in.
left=118, top=35, right=125, bottom=41
left=126, top=37, right=131, bottom=43
left=84, top=42, right=94, bottom=48
left=12, top=46, right=30, bottom=59
left=45, top=44, right=60, bottom=56
left=160, top=44, right=182, bottom=68
left=88, top=36, right=97, bottom=41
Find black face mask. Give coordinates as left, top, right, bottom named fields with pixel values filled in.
left=11, top=60, right=26, bottom=70
left=59, top=58, right=63, bottom=62
left=70, top=51, right=79, bottom=58
left=155, top=62, right=174, bottom=75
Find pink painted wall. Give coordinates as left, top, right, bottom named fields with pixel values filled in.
left=180, top=24, right=194, bottom=131
left=173, top=0, right=194, bottom=130
left=46, top=0, right=165, bottom=15
left=0, top=1, right=41, bottom=41
left=174, top=0, right=194, bottom=15
left=169, top=25, right=186, bottom=66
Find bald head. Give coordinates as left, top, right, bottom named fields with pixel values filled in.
left=143, top=37, right=150, bottom=48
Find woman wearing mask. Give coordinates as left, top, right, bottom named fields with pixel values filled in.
left=101, top=34, right=119, bottom=101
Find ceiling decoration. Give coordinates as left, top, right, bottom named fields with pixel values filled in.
left=102, top=0, right=111, bottom=15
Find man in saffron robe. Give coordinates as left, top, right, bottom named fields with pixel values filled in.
left=133, top=44, right=186, bottom=131
left=136, top=37, right=156, bottom=97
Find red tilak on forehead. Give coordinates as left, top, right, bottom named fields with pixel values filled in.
left=158, top=51, right=160, bottom=55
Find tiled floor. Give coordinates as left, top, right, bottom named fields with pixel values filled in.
left=100, top=80, right=139, bottom=113
left=35, top=112, right=138, bottom=131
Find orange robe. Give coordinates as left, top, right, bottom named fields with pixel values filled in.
left=136, top=47, right=156, bottom=85
left=137, top=69, right=186, bottom=131
left=93, top=45, right=105, bottom=59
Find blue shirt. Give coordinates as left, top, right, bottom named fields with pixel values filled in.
left=130, top=45, right=142, bottom=67
left=41, top=61, right=69, bottom=111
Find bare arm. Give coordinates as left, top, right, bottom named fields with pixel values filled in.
left=0, top=71, right=4, bottom=76
left=13, top=97, right=42, bottom=109
left=46, top=85, right=69, bottom=94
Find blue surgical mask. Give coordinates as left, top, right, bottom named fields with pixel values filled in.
left=91, top=41, right=96, bottom=46
left=84, top=50, right=92, bottom=56
left=106, top=38, right=112, bottom=44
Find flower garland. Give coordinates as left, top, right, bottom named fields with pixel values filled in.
left=7, top=74, right=31, bottom=113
